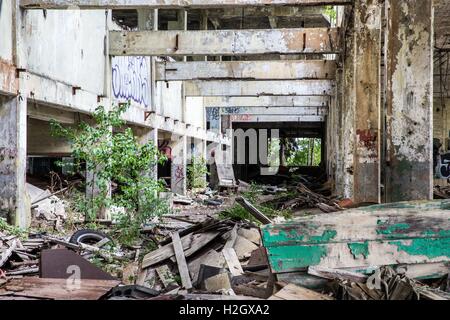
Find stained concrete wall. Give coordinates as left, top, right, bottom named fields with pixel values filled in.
left=23, top=9, right=108, bottom=95
left=0, top=0, right=13, bottom=62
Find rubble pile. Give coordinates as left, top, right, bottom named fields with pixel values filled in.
left=0, top=179, right=449, bottom=300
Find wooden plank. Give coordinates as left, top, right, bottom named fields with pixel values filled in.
left=142, top=231, right=221, bottom=268
left=0, top=278, right=119, bottom=300
left=21, top=0, right=353, bottom=9
left=171, top=232, right=192, bottom=290
left=110, top=29, right=339, bottom=56
left=156, top=60, right=337, bottom=81
left=236, top=197, right=272, bottom=225
left=269, top=283, right=334, bottom=300
left=184, top=80, right=335, bottom=97
left=261, top=202, right=450, bottom=274
left=224, top=225, right=238, bottom=249
left=308, top=266, right=368, bottom=283
left=222, top=248, right=244, bottom=277
left=261, top=204, right=450, bottom=246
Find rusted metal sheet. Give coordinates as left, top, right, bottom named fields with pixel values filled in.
left=385, top=0, right=433, bottom=202
left=155, top=60, right=337, bottom=81
left=353, top=0, right=382, bottom=204
left=21, top=0, right=353, bottom=9
left=261, top=200, right=450, bottom=274
left=0, top=59, right=18, bottom=96
left=184, top=80, right=335, bottom=97
left=40, top=249, right=117, bottom=280
left=110, top=29, right=340, bottom=56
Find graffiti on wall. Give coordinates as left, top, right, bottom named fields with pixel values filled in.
left=112, top=56, right=150, bottom=108
left=206, top=107, right=220, bottom=130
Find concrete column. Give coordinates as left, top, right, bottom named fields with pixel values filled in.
left=0, top=80, right=29, bottom=228
left=342, top=30, right=355, bottom=199
left=139, top=128, right=159, bottom=181
left=385, top=0, right=433, bottom=202
left=171, top=135, right=187, bottom=195
left=353, top=0, right=382, bottom=204
left=138, top=8, right=158, bottom=112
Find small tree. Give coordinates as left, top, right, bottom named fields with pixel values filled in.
left=50, top=103, right=168, bottom=245
left=187, top=156, right=208, bottom=190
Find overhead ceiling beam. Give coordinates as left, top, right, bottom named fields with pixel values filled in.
left=229, top=115, right=325, bottom=122
left=184, top=80, right=335, bottom=96
left=219, top=106, right=328, bottom=116
left=204, top=96, right=330, bottom=107
left=110, top=28, right=339, bottom=56
left=156, top=60, right=336, bottom=81
left=21, top=0, right=352, bottom=9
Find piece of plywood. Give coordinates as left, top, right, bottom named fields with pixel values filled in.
left=262, top=202, right=450, bottom=273
left=238, top=228, right=261, bottom=245
left=234, top=235, right=259, bottom=261
left=188, top=250, right=226, bottom=283
left=0, top=278, right=119, bottom=300
left=269, top=283, right=334, bottom=300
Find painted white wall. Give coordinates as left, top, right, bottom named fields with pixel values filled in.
left=156, top=80, right=183, bottom=121
left=23, top=9, right=107, bottom=94
left=0, top=0, right=13, bottom=62
left=185, top=97, right=205, bottom=129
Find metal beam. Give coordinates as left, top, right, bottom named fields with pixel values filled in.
left=110, top=29, right=339, bottom=56
left=156, top=60, right=336, bottom=81
left=204, top=96, right=330, bottom=107
left=185, top=80, right=334, bottom=96
left=229, top=115, right=325, bottom=122
left=21, top=0, right=353, bottom=9
left=219, top=106, right=328, bottom=116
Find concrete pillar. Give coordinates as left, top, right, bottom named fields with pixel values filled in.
left=0, top=82, right=30, bottom=228
left=353, top=0, right=382, bottom=204
left=171, top=135, right=187, bottom=195
left=138, top=8, right=158, bottom=112
left=385, top=0, right=433, bottom=201
left=342, top=40, right=355, bottom=200
left=139, top=128, right=159, bottom=181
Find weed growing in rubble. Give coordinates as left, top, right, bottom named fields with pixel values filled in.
left=219, top=184, right=292, bottom=223
left=50, top=102, right=169, bottom=246
left=0, top=218, right=26, bottom=238
left=187, top=156, right=208, bottom=190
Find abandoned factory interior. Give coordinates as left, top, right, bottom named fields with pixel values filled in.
left=0, top=0, right=450, bottom=302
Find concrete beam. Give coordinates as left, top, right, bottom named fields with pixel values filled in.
left=184, top=80, right=335, bottom=96
left=156, top=60, right=336, bottom=81
left=385, top=0, right=433, bottom=202
left=204, top=96, right=329, bottom=107
left=229, top=115, right=324, bottom=122
left=220, top=106, right=328, bottom=116
left=353, top=0, right=381, bottom=204
left=0, top=60, right=18, bottom=96
left=21, top=0, right=353, bottom=9
left=110, top=29, right=340, bottom=56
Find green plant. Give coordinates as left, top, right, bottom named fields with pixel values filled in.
left=0, top=217, right=26, bottom=238
left=324, top=5, right=337, bottom=22
left=187, top=156, right=208, bottom=189
left=50, top=102, right=169, bottom=246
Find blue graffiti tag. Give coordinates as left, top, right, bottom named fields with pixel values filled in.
left=112, top=56, right=150, bottom=108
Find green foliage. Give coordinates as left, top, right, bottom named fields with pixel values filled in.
left=187, top=156, right=208, bottom=189
left=324, top=5, right=337, bottom=22
left=220, top=184, right=292, bottom=224
left=0, top=217, right=26, bottom=238
left=285, top=138, right=322, bottom=167
left=50, top=102, right=169, bottom=246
